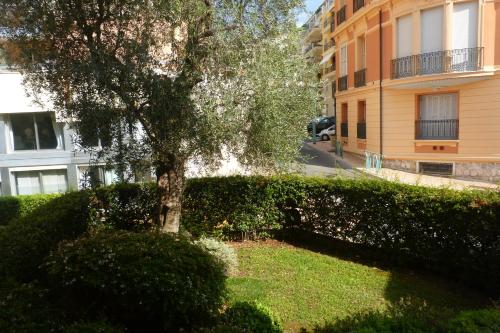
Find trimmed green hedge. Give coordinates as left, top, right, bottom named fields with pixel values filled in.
left=0, top=194, right=60, bottom=225
left=1, top=176, right=499, bottom=295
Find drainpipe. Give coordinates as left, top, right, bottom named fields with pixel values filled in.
left=379, top=9, right=383, bottom=155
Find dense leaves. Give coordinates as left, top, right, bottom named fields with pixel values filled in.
left=44, top=231, right=227, bottom=332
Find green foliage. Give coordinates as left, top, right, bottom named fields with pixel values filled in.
left=91, top=183, right=157, bottom=232
left=447, top=309, right=500, bottom=333
left=0, top=194, right=60, bottom=225
left=64, top=321, right=125, bottom=333
left=195, top=237, right=239, bottom=276
left=0, top=281, right=62, bottom=333
left=44, top=231, right=227, bottom=332
left=221, top=301, right=283, bottom=333
left=183, top=176, right=500, bottom=295
left=182, top=176, right=280, bottom=239
left=0, top=191, right=91, bottom=282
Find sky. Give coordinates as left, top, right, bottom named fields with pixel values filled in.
left=296, top=0, right=324, bottom=26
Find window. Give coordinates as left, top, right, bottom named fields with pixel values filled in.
left=78, top=166, right=119, bottom=189
left=397, top=14, right=413, bottom=58
left=453, top=1, right=478, bottom=50
left=15, top=169, right=68, bottom=195
left=417, top=93, right=458, bottom=139
left=340, top=44, right=348, bottom=76
left=357, top=36, right=366, bottom=70
left=341, top=103, right=348, bottom=137
left=10, top=113, right=63, bottom=151
left=357, top=101, right=366, bottom=123
left=421, top=6, right=443, bottom=54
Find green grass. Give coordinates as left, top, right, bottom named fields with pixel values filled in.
left=227, top=242, right=486, bottom=332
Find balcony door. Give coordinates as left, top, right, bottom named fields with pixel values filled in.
left=395, top=14, right=413, bottom=77
left=420, top=6, right=444, bottom=75
left=417, top=93, right=458, bottom=140
left=452, top=1, right=479, bottom=71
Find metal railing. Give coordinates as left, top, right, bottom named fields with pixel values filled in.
left=341, top=123, right=349, bottom=137
left=338, top=75, right=348, bottom=91
left=323, top=39, right=335, bottom=51
left=353, top=0, right=365, bottom=13
left=357, top=122, right=366, bottom=139
left=391, top=47, right=483, bottom=79
left=354, top=68, right=366, bottom=87
left=415, top=119, right=459, bottom=140
left=337, top=6, right=346, bottom=25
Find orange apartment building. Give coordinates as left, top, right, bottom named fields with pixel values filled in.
left=333, top=0, right=500, bottom=181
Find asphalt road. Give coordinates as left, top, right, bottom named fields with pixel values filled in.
left=299, top=141, right=353, bottom=170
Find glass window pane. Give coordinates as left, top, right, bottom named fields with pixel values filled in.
left=41, top=170, right=68, bottom=194
left=36, top=113, right=58, bottom=149
left=16, top=171, right=41, bottom=195
left=104, top=169, right=119, bottom=185
left=11, top=114, right=36, bottom=151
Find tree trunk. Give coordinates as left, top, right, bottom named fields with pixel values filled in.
left=156, top=162, right=185, bottom=233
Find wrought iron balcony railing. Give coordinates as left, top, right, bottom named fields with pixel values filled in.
left=354, top=68, right=366, bottom=87
left=353, top=0, right=365, bottom=13
left=337, top=6, right=346, bottom=25
left=391, top=47, right=483, bottom=79
left=323, top=39, right=335, bottom=51
left=415, top=119, right=459, bottom=140
left=338, top=75, right=348, bottom=91
left=341, top=123, right=349, bottom=137
left=357, top=122, right=366, bottom=139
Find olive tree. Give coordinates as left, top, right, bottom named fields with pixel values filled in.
left=0, top=0, right=319, bottom=232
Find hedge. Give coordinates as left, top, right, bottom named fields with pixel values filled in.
left=1, top=176, right=499, bottom=295
left=0, top=194, right=60, bottom=225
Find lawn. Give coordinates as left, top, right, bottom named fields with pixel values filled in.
left=227, top=241, right=487, bottom=333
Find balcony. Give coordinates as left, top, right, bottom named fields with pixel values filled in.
left=341, top=123, right=349, bottom=137
left=338, top=75, right=348, bottom=91
left=415, top=119, right=458, bottom=140
left=324, top=63, right=336, bottom=76
left=304, top=42, right=322, bottom=55
left=391, top=47, right=483, bottom=80
left=357, top=122, right=366, bottom=139
left=336, top=6, right=346, bottom=25
left=323, top=39, right=335, bottom=51
left=354, top=68, right=366, bottom=87
left=353, top=0, right=365, bottom=13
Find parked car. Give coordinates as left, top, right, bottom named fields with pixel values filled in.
left=318, top=125, right=336, bottom=141
left=307, top=116, right=335, bottom=134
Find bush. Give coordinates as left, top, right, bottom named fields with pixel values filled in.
left=0, top=191, right=92, bottom=282
left=0, top=194, right=60, bottom=225
left=44, top=231, right=227, bottom=332
left=221, top=301, right=283, bottom=333
left=195, top=237, right=239, bottom=275
left=447, top=309, right=500, bottom=333
left=183, top=176, right=500, bottom=296
left=0, top=281, right=62, bottom=333
left=64, top=321, right=125, bottom=333
left=90, top=183, right=157, bottom=231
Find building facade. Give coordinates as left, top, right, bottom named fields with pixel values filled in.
left=0, top=65, right=122, bottom=196
left=333, top=0, right=500, bottom=181
left=303, top=0, right=337, bottom=116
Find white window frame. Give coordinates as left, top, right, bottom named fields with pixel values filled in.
left=340, top=43, right=348, bottom=77
left=13, top=168, right=68, bottom=195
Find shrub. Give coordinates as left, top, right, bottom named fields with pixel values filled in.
left=182, top=176, right=280, bottom=239
left=44, top=231, right=227, bottom=332
left=0, top=191, right=92, bottom=282
left=195, top=237, right=239, bottom=275
left=64, top=321, right=125, bottom=333
left=90, top=183, right=157, bottom=231
left=0, top=281, right=62, bottom=333
left=221, top=301, right=283, bottom=333
left=183, top=176, right=500, bottom=296
left=447, top=309, right=500, bottom=333
left=0, top=193, right=60, bottom=225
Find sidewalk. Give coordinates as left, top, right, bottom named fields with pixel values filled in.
left=307, top=141, right=499, bottom=190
